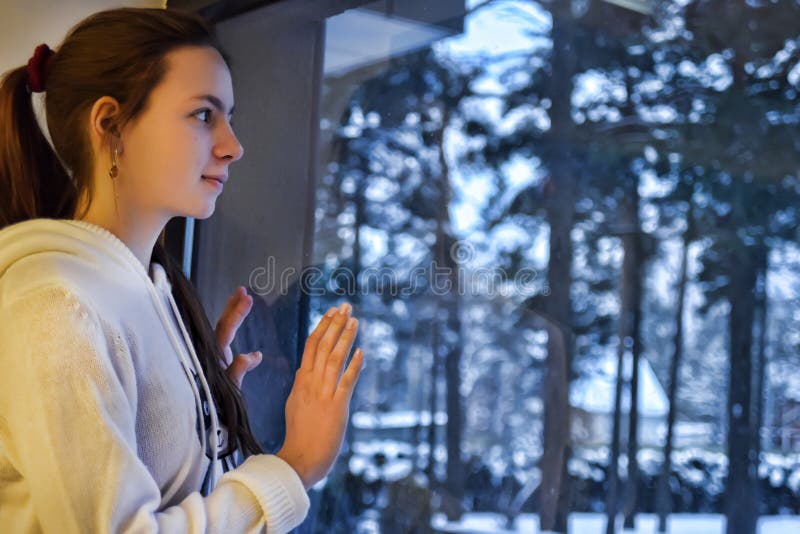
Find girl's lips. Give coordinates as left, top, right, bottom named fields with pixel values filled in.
left=202, top=176, right=224, bottom=190
left=202, top=174, right=228, bottom=184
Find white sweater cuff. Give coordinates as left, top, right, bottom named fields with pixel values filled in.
left=220, top=453, right=310, bottom=533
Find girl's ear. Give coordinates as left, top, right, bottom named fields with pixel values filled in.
left=89, top=96, right=123, bottom=153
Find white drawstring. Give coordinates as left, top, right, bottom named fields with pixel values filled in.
left=164, top=287, right=221, bottom=488
left=144, top=281, right=208, bottom=455
left=145, top=265, right=220, bottom=490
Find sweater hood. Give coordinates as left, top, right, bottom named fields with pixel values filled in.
left=0, top=218, right=150, bottom=289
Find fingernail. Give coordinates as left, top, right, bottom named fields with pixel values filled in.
left=325, top=307, right=337, bottom=317
left=338, top=301, right=348, bottom=314
left=346, top=318, right=357, bottom=329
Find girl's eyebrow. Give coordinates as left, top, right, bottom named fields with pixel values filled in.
left=191, top=94, right=235, bottom=117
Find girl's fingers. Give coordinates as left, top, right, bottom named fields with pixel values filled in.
left=216, top=287, right=252, bottom=347
left=300, top=307, right=337, bottom=373
left=334, top=348, right=364, bottom=404
left=322, top=317, right=358, bottom=397
left=226, top=351, right=263, bottom=389
left=313, top=303, right=351, bottom=372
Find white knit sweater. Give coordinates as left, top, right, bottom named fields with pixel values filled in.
left=0, top=218, right=310, bottom=533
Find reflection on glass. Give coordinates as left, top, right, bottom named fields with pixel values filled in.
left=306, top=1, right=800, bottom=532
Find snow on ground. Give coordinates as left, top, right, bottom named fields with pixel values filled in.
left=430, top=513, right=800, bottom=533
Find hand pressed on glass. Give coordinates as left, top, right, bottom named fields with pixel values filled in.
left=276, top=301, right=364, bottom=490
left=215, top=285, right=262, bottom=389
left=214, top=289, right=365, bottom=488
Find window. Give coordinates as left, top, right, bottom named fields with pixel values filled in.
left=216, top=0, right=800, bottom=532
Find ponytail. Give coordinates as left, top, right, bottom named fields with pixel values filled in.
left=0, top=64, right=77, bottom=228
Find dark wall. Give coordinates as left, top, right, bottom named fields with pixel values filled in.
left=187, top=1, right=326, bottom=452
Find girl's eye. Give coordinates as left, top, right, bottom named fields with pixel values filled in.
left=194, top=109, right=235, bottom=128
left=195, top=109, right=212, bottom=123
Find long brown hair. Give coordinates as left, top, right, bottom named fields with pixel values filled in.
left=0, top=7, right=263, bottom=458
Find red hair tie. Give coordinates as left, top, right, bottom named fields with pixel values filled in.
left=26, top=44, right=54, bottom=93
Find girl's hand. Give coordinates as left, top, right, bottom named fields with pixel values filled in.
left=276, top=302, right=364, bottom=490
left=216, top=286, right=263, bottom=389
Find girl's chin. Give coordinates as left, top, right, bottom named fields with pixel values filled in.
left=181, top=202, right=216, bottom=221
left=197, top=204, right=216, bottom=219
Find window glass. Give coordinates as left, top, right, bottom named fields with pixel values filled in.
left=306, top=1, right=800, bottom=532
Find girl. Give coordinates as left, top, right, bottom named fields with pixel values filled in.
left=0, top=6, right=364, bottom=533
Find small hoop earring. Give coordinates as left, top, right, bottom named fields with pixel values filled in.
left=109, top=146, right=119, bottom=179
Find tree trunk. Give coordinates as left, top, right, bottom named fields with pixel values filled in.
left=538, top=7, right=578, bottom=531
left=724, top=56, right=758, bottom=534
left=752, top=253, right=768, bottom=515
left=723, top=178, right=758, bottom=534
left=622, top=178, right=644, bottom=530
left=426, top=318, right=439, bottom=485
left=656, top=203, right=692, bottom=533
left=606, top=331, right=626, bottom=534
left=724, top=244, right=757, bottom=534
left=606, top=176, right=643, bottom=534
left=538, top=158, right=576, bottom=532
left=432, top=105, right=465, bottom=513
left=343, top=172, right=366, bottom=463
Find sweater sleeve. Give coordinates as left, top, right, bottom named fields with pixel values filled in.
left=0, top=284, right=310, bottom=533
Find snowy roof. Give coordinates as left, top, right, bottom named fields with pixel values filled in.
left=352, top=410, right=448, bottom=429
left=570, top=354, right=669, bottom=417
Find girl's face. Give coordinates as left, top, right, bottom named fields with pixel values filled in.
left=115, top=45, right=244, bottom=221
